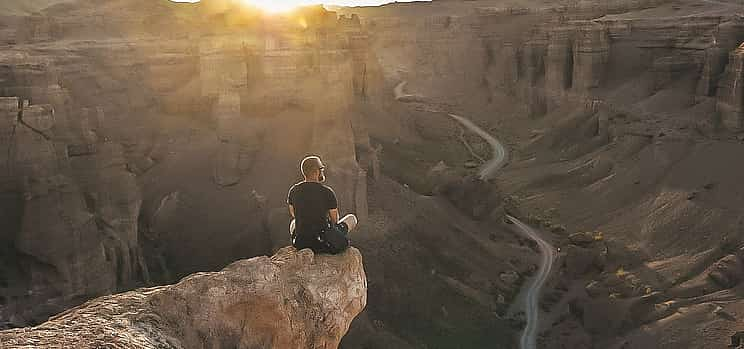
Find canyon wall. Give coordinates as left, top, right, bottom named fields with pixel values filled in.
left=199, top=6, right=370, bottom=220
left=339, top=4, right=744, bottom=346
left=716, top=43, right=744, bottom=130
left=0, top=95, right=147, bottom=327
left=479, top=11, right=743, bottom=120
left=0, top=3, right=374, bottom=327
left=354, top=1, right=743, bottom=131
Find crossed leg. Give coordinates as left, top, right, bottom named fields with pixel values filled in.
left=289, top=214, right=357, bottom=235
left=339, top=214, right=358, bottom=232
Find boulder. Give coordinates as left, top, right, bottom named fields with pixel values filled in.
left=585, top=280, right=609, bottom=298
left=425, top=160, right=458, bottom=189
left=428, top=160, right=449, bottom=175
left=709, top=254, right=744, bottom=288
left=0, top=247, right=367, bottom=349
left=569, top=232, right=596, bottom=246
left=500, top=270, right=520, bottom=285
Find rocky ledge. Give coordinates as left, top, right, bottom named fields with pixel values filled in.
left=0, top=247, right=367, bottom=349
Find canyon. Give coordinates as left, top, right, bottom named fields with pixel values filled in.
left=1, top=0, right=744, bottom=348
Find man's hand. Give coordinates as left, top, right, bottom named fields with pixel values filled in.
left=329, top=208, right=339, bottom=224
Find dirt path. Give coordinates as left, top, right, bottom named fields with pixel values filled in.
left=393, top=81, right=410, bottom=100
left=447, top=113, right=555, bottom=349
left=447, top=114, right=507, bottom=180
left=393, top=80, right=426, bottom=103
left=508, top=215, right=557, bottom=349
left=394, top=81, right=556, bottom=348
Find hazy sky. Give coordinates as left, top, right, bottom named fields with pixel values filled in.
left=170, top=0, right=426, bottom=7
left=170, top=0, right=427, bottom=13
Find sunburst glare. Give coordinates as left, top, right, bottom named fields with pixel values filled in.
left=242, top=0, right=317, bottom=13
left=171, top=0, right=426, bottom=14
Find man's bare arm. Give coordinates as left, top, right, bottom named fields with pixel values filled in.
left=288, top=204, right=296, bottom=218
left=329, top=208, right=339, bottom=224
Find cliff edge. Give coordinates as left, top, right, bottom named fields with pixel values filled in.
left=0, top=247, right=367, bottom=349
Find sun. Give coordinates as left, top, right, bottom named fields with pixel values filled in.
left=241, top=0, right=320, bottom=13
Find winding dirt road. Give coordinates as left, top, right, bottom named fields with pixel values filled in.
left=447, top=114, right=556, bottom=349
left=393, top=81, right=427, bottom=103
left=508, top=215, right=557, bottom=349
left=394, top=82, right=556, bottom=348
left=447, top=114, right=507, bottom=180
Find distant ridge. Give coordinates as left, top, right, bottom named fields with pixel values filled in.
left=0, top=0, right=72, bottom=16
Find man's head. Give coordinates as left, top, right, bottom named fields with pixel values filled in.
left=301, top=155, right=325, bottom=182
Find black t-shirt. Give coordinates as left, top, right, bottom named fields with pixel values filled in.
left=287, top=181, right=338, bottom=246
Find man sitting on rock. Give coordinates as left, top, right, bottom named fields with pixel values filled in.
left=287, top=155, right=357, bottom=254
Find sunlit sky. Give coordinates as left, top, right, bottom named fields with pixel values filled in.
left=171, top=0, right=426, bottom=13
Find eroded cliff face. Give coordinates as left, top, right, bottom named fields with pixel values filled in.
left=349, top=0, right=743, bottom=130
left=717, top=43, right=744, bottom=130
left=0, top=96, right=148, bottom=327
left=0, top=247, right=367, bottom=349
left=0, top=1, right=374, bottom=328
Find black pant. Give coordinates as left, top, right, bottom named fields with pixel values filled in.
left=292, top=222, right=349, bottom=254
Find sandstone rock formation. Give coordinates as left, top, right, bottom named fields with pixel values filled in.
left=571, top=23, right=609, bottom=93
left=717, top=43, right=744, bottom=130
left=0, top=247, right=367, bottom=349
left=0, top=96, right=148, bottom=326
left=708, top=253, right=744, bottom=288
left=1, top=3, right=375, bottom=325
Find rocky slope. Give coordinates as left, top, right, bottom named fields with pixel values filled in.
left=0, top=247, right=367, bottom=349
left=336, top=0, right=744, bottom=347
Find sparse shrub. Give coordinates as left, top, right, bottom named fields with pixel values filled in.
left=615, top=267, right=627, bottom=278
left=719, top=235, right=742, bottom=254
left=551, top=224, right=567, bottom=234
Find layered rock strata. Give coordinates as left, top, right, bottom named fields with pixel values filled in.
left=200, top=7, right=370, bottom=219
left=0, top=95, right=148, bottom=326
left=716, top=43, right=744, bottom=130
left=1, top=4, right=377, bottom=326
